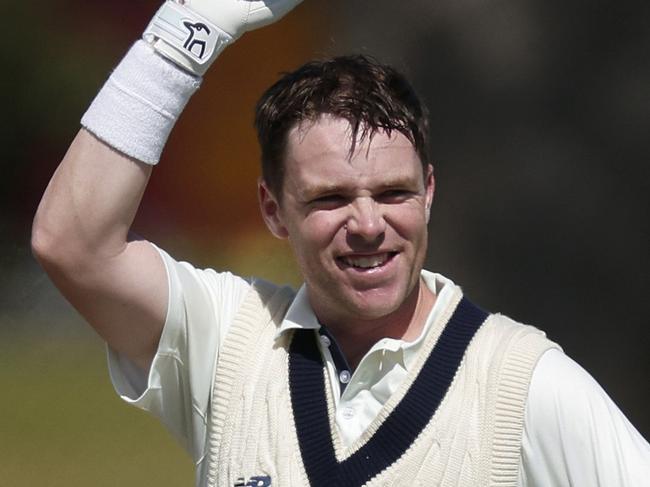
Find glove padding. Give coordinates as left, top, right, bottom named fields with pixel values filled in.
left=144, top=0, right=303, bottom=76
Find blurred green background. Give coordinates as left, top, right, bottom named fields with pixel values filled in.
left=1, top=0, right=648, bottom=485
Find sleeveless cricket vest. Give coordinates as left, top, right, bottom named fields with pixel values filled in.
left=204, top=280, right=558, bottom=487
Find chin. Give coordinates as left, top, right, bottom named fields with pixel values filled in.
left=345, top=286, right=409, bottom=319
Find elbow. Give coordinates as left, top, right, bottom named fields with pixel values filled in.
left=31, top=215, right=64, bottom=269
left=31, top=212, right=124, bottom=279
left=31, top=212, right=85, bottom=273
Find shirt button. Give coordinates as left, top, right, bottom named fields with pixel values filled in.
left=320, top=335, right=331, bottom=347
left=341, top=407, right=355, bottom=420
left=339, top=370, right=351, bottom=384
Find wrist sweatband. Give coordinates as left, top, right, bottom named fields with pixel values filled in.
left=81, top=40, right=201, bottom=165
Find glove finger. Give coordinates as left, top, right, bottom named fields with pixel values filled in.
left=245, top=0, right=304, bottom=31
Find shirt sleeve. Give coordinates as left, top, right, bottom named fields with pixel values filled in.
left=106, top=244, right=251, bottom=464
left=518, top=348, right=650, bottom=487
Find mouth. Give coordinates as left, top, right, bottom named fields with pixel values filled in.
left=337, top=252, right=398, bottom=270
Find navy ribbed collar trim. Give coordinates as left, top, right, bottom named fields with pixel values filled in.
left=288, top=297, right=488, bottom=487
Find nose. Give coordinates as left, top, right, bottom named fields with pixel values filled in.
left=345, top=197, right=386, bottom=241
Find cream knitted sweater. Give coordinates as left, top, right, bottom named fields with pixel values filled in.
left=205, top=280, right=558, bottom=487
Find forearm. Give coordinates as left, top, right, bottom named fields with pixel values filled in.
left=32, top=129, right=150, bottom=266
left=32, top=36, right=200, bottom=266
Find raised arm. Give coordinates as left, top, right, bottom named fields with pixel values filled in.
left=32, top=129, right=164, bottom=371
left=31, top=0, right=303, bottom=371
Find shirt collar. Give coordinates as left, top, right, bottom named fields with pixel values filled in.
left=274, top=270, right=456, bottom=346
left=274, top=284, right=321, bottom=340
left=401, top=270, right=457, bottom=368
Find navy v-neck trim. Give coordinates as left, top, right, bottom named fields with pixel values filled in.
left=288, top=297, right=488, bottom=487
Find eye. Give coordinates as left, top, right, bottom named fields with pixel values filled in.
left=309, top=194, right=348, bottom=209
left=377, top=189, right=412, bottom=203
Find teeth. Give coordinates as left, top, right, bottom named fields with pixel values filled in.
left=343, top=253, right=390, bottom=269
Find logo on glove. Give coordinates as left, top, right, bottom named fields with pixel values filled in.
left=182, top=20, right=211, bottom=59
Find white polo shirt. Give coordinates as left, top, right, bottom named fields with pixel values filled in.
left=108, top=245, right=650, bottom=486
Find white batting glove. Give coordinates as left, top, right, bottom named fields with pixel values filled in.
left=144, top=0, right=304, bottom=76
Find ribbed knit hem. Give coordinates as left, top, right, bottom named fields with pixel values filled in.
left=488, top=323, right=559, bottom=486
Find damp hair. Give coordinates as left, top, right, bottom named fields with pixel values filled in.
left=254, top=55, right=430, bottom=200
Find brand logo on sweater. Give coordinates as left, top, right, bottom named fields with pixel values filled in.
left=234, top=475, right=271, bottom=487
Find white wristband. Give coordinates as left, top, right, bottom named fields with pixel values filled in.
left=81, top=40, right=201, bottom=165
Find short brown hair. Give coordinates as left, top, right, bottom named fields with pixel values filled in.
left=254, top=55, right=430, bottom=199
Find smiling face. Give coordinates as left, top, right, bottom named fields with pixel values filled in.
left=259, top=115, right=434, bottom=328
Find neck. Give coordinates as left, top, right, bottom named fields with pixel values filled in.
left=321, top=279, right=437, bottom=370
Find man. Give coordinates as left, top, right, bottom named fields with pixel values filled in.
left=32, top=1, right=649, bottom=486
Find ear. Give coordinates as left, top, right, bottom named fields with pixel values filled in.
left=258, top=179, right=289, bottom=239
left=424, top=164, right=435, bottom=223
